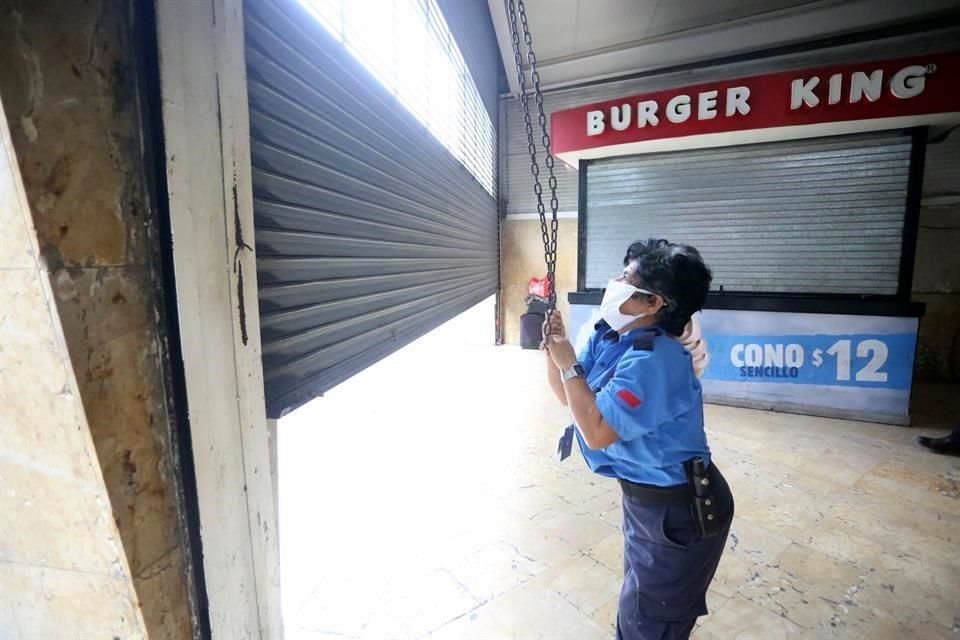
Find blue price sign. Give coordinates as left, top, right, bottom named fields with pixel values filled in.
left=704, top=333, right=916, bottom=390
left=567, top=306, right=920, bottom=422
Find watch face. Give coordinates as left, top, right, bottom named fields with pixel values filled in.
left=573, top=364, right=585, bottom=376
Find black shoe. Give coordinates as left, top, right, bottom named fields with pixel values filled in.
left=916, top=428, right=960, bottom=456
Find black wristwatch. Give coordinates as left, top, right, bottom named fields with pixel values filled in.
left=561, top=363, right=585, bottom=382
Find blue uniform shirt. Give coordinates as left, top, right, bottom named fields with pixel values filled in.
left=574, top=322, right=710, bottom=487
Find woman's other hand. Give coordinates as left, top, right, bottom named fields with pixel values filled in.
left=678, top=315, right=710, bottom=377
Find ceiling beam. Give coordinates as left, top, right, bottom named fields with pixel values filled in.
left=490, top=0, right=960, bottom=95
left=487, top=0, right=517, bottom=93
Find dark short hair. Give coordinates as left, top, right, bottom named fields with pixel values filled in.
left=623, top=238, right=670, bottom=265
left=624, top=238, right=712, bottom=336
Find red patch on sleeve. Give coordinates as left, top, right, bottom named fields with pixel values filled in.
left=616, top=388, right=642, bottom=409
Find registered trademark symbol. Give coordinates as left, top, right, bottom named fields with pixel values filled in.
left=926, top=63, right=937, bottom=74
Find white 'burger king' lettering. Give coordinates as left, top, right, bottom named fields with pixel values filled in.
left=585, top=86, right=752, bottom=136
left=585, top=63, right=931, bottom=136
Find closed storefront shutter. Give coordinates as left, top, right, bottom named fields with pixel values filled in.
left=245, top=1, right=499, bottom=418
left=583, top=131, right=914, bottom=295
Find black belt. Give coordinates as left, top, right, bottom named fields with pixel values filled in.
left=617, top=478, right=692, bottom=505
left=620, top=464, right=730, bottom=539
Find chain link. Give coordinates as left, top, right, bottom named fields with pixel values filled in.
left=506, top=0, right=561, bottom=320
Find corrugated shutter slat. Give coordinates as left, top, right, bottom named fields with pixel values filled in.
left=584, top=131, right=912, bottom=295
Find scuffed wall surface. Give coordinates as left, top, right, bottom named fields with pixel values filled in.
left=0, top=2, right=196, bottom=638
left=1, top=97, right=147, bottom=640
left=501, top=219, right=578, bottom=345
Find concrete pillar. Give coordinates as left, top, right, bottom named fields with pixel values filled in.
left=268, top=418, right=281, bottom=541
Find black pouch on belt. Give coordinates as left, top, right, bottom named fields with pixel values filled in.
left=685, top=457, right=724, bottom=538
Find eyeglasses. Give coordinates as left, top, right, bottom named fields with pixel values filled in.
left=630, top=290, right=672, bottom=310
left=617, top=278, right=673, bottom=309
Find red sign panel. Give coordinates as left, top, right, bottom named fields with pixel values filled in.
left=551, top=53, right=960, bottom=160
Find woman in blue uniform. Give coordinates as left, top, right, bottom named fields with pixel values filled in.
left=543, top=239, right=733, bottom=640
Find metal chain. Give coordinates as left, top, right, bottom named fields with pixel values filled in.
left=506, top=0, right=561, bottom=319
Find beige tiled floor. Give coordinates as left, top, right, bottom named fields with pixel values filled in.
left=279, top=301, right=960, bottom=640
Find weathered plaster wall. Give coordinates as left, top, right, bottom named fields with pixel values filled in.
left=500, top=219, right=578, bottom=345
left=0, top=2, right=197, bottom=638
left=1, top=96, right=147, bottom=640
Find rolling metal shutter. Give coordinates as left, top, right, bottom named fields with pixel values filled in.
left=245, top=0, right=499, bottom=418
left=504, top=144, right=580, bottom=218
left=583, top=131, right=914, bottom=295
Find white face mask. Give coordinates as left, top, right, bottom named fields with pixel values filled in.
left=600, top=279, right=657, bottom=332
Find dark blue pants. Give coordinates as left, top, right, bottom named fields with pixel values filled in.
left=616, top=468, right=733, bottom=640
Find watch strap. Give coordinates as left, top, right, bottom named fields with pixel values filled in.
left=561, top=363, right=585, bottom=382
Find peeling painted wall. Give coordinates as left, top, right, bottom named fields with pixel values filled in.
left=0, top=2, right=198, bottom=638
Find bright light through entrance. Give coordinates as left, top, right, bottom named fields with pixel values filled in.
left=278, top=296, right=532, bottom=637
left=298, top=0, right=497, bottom=196
left=277, top=296, right=630, bottom=639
